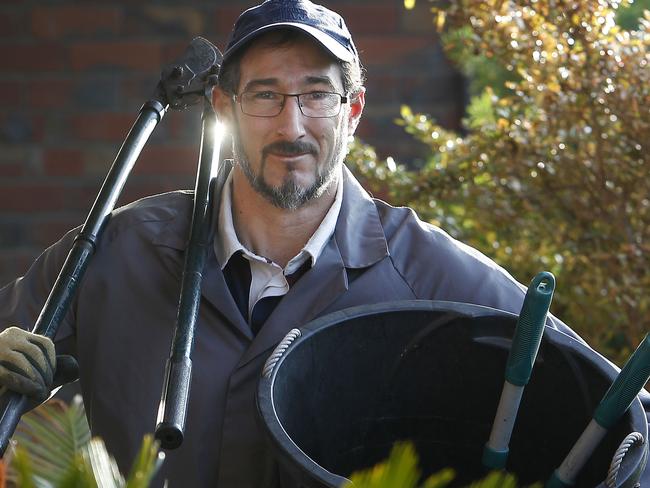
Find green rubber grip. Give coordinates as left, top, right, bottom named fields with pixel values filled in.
left=594, top=333, right=650, bottom=429
left=545, top=470, right=572, bottom=488
left=482, top=445, right=509, bottom=469
left=505, top=272, right=555, bottom=387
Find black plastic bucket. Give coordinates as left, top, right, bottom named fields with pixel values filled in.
left=257, top=301, right=648, bottom=488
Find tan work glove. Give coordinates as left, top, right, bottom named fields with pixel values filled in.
left=0, top=327, right=56, bottom=403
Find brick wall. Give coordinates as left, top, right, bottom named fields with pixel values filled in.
left=0, top=1, right=464, bottom=286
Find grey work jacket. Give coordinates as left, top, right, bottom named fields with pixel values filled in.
left=0, top=166, right=599, bottom=487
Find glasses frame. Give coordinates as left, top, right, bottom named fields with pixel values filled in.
left=233, top=91, right=349, bottom=119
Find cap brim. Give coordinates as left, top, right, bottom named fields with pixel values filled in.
left=223, top=22, right=355, bottom=65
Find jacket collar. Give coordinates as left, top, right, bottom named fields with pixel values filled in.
left=335, top=165, right=389, bottom=268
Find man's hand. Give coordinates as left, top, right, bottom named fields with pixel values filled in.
left=0, top=327, right=56, bottom=403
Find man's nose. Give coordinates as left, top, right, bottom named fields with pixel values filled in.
left=275, top=95, right=307, bottom=139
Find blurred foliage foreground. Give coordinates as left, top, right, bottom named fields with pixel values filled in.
left=2, top=401, right=536, bottom=488
left=349, top=0, right=650, bottom=364
left=1, top=398, right=162, bottom=488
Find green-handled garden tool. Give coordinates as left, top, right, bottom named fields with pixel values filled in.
left=483, top=271, right=556, bottom=469
left=546, top=333, right=650, bottom=487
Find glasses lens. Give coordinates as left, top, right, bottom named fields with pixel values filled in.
left=241, top=91, right=284, bottom=117
left=299, top=92, right=341, bottom=117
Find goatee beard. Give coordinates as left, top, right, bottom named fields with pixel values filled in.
left=232, top=135, right=345, bottom=211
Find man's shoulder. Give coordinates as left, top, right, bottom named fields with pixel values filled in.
left=100, top=190, right=194, bottom=247
left=371, top=198, right=518, bottom=293
left=112, top=190, right=193, bottom=222
left=371, top=198, right=453, bottom=248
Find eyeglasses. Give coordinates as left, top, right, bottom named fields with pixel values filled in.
left=234, top=91, right=348, bottom=118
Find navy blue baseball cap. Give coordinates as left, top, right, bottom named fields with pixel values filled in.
left=222, top=0, right=358, bottom=65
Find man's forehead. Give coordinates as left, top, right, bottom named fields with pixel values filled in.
left=241, top=75, right=338, bottom=94
left=237, top=33, right=344, bottom=90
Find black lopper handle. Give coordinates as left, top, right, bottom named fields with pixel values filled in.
left=0, top=392, right=30, bottom=455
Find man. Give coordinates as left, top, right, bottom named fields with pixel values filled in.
left=0, top=1, right=645, bottom=487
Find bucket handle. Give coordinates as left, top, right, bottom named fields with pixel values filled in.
left=262, top=329, right=302, bottom=378
left=605, top=431, right=644, bottom=487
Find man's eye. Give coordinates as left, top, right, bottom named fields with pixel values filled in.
left=303, top=91, right=329, bottom=101
left=252, top=91, right=279, bottom=100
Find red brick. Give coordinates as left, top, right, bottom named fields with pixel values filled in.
left=28, top=113, right=46, bottom=143
left=134, top=145, right=198, bottom=176
left=43, top=148, right=85, bottom=176
left=0, top=111, right=46, bottom=143
left=0, top=10, right=28, bottom=39
left=26, top=78, right=74, bottom=109
left=214, top=6, right=244, bottom=35
left=0, top=43, right=66, bottom=72
left=31, top=6, right=121, bottom=40
left=0, top=184, right=66, bottom=212
left=70, top=112, right=139, bottom=142
left=356, top=36, right=432, bottom=66
left=0, top=163, right=23, bottom=178
left=64, top=186, right=97, bottom=212
left=69, top=42, right=163, bottom=72
left=400, top=2, right=439, bottom=34
left=0, top=81, right=25, bottom=107
left=338, top=5, right=400, bottom=35
left=122, top=6, right=204, bottom=37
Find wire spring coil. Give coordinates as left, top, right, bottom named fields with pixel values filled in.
left=605, top=431, right=644, bottom=488
left=262, top=328, right=302, bottom=379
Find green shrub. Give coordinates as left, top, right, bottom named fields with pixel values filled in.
left=349, top=0, right=650, bottom=363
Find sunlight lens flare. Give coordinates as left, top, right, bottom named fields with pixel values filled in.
left=211, top=120, right=227, bottom=178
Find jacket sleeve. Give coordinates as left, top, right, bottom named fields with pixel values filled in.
left=0, top=227, right=79, bottom=356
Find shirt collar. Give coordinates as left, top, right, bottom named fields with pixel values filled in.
left=215, top=168, right=344, bottom=272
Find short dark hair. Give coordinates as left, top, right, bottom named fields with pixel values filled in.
left=218, top=29, right=365, bottom=96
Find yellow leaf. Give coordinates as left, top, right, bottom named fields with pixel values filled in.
left=547, top=81, right=561, bottom=93
left=400, top=105, right=413, bottom=119
left=436, top=10, right=447, bottom=30
left=404, top=0, right=416, bottom=10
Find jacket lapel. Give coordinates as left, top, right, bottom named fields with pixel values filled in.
left=200, top=250, right=253, bottom=339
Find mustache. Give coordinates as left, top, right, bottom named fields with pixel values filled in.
left=262, top=140, right=317, bottom=157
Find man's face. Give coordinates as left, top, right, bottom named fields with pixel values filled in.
left=219, top=35, right=364, bottom=210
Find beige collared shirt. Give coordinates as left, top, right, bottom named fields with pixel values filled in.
left=215, top=169, right=343, bottom=322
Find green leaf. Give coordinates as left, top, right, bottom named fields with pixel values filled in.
left=7, top=397, right=163, bottom=488
left=124, top=435, right=164, bottom=488
left=81, top=438, right=124, bottom=488
left=9, top=397, right=92, bottom=485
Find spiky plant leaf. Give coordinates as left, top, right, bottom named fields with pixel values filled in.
left=124, top=435, right=164, bottom=488
left=10, top=446, right=43, bottom=488
left=345, top=442, right=454, bottom=488
left=81, top=438, right=124, bottom=488
left=8, top=396, right=91, bottom=486
left=55, top=453, right=97, bottom=488
left=343, top=441, right=544, bottom=488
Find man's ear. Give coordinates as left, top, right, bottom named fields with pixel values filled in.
left=346, top=87, right=365, bottom=136
left=212, top=87, right=234, bottom=125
